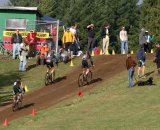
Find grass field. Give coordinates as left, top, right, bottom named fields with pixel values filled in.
left=1, top=58, right=160, bottom=130
left=0, top=55, right=81, bottom=105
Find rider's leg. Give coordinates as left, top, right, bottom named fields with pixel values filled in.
left=13, top=95, right=16, bottom=102
left=50, top=67, right=55, bottom=74
left=85, top=68, right=90, bottom=75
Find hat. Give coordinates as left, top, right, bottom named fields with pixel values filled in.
left=66, top=27, right=70, bottom=30
left=145, top=30, right=148, bottom=32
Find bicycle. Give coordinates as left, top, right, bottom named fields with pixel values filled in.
left=12, top=94, right=23, bottom=111
left=45, top=67, right=55, bottom=86
left=78, top=70, right=92, bottom=87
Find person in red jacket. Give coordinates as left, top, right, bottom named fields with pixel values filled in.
left=26, top=30, right=37, bottom=57
left=126, top=54, right=137, bottom=87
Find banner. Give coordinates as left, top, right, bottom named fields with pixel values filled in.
left=3, top=31, right=49, bottom=38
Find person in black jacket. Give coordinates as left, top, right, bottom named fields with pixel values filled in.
left=154, top=43, right=160, bottom=75
left=11, top=29, right=23, bottom=59
left=87, top=24, right=95, bottom=54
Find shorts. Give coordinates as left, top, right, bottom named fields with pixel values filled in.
left=13, top=91, right=21, bottom=96
left=82, top=60, right=89, bottom=68
left=138, top=60, right=145, bottom=67
left=46, top=61, right=54, bottom=68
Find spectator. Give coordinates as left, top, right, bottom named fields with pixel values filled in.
left=62, top=27, right=74, bottom=54
left=58, top=48, right=70, bottom=64
left=119, top=26, right=128, bottom=54
left=70, top=23, right=79, bottom=56
left=36, top=44, right=49, bottom=65
left=26, top=30, right=37, bottom=57
left=19, top=39, right=28, bottom=72
left=154, top=43, right=160, bottom=75
left=137, top=46, right=146, bottom=78
left=139, top=28, right=147, bottom=49
left=145, top=31, right=154, bottom=53
left=40, top=44, right=49, bottom=57
left=87, top=24, right=95, bottom=54
left=101, top=23, right=110, bottom=54
left=126, top=54, right=137, bottom=87
left=11, top=29, right=23, bottom=59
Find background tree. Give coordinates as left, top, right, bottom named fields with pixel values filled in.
left=140, top=0, right=160, bottom=43
left=9, top=0, right=141, bottom=52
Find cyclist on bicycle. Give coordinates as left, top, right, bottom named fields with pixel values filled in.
left=46, top=50, right=58, bottom=74
left=12, top=79, right=24, bottom=102
left=82, top=51, right=94, bottom=77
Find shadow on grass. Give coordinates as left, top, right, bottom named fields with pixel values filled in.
left=20, top=103, right=35, bottom=110
left=53, top=76, right=67, bottom=83
left=0, top=94, right=12, bottom=106
left=90, top=78, right=103, bottom=84
left=26, top=64, right=37, bottom=71
left=0, top=71, right=23, bottom=88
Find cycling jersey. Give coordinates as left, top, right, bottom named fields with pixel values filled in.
left=13, top=84, right=22, bottom=95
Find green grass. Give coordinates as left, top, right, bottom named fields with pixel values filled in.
left=1, top=59, right=160, bottom=130
left=0, top=56, right=81, bottom=104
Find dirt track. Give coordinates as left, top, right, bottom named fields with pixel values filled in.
left=0, top=54, right=154, bottom=123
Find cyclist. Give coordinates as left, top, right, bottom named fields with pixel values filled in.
left=46, top=50, right=58, bottom=76
left=82, top=51, right=94, bottom=77
left=12, top=79, right=24, bottom=102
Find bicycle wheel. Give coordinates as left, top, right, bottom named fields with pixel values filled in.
left=87, top=71, right=92, bottom=84
left=51, top=71, right=55, bottom=83
left=17, top=95, right=22, bottom=109
left=12, top=102, right=17, bottom=112
left=45, top=72, right=50, bottom=86
left=78, top=73, right=84, bottom=87
left=17, top=100, right=22, bottom=109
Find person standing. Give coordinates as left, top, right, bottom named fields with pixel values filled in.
left=70, top=23, right=78, bottom=56
left=154, top=43, right=160, bottom=75
left=87, top=24, right=95, bottom=54
left=62, top=27, right=74, bottom=55
left=136, top=46, right=146, bottom=78
left=11, top=29, right=23, bottom=59
left=19, top=39, right=28, bottom=72
left=101, top=24, right=110, bottom=54
left=126, top=54, right=137, bottom=87
left=139, top=28, right=147, bottom=49
left=26, top=30, right=37, bottom=58
left=119, top=26, right=128, bottom=54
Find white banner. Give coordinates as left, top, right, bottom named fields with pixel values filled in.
left=6, top=18, right=27, bottom=29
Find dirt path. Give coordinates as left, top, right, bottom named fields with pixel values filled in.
left=0, top=54, right=154, bottom=123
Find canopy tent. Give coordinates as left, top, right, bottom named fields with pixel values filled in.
left=40, top=15, right=64, bottom=55
left=40, top=15, right=64, bottom=26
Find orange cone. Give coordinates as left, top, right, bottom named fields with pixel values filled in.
left=32, top=108, right=36, bottom=116
left=3, top=118, right=8, bottom=126
left=77, top=91, right=84, bottom=97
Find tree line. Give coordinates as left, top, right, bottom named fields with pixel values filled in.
left=9, top=0, right=160, bottom=52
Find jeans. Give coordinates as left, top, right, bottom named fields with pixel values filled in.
left=128, top=67, right=134, bottom=87
left=19, top=55, right=27, bottom=71
left=13, top=43, right=20, bottom=59
left=87, top=37, right=95, bottom=53
left=121, top=40, right=128, bottom=54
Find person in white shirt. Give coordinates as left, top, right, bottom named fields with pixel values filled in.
left=19, top=39, right=28, bottom=72
left=101, top=24, right=110, bottom=54
left=119, top=26, right=128, bottom=54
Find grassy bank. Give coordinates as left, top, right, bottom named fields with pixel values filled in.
left=1, top=59, right=160, bottom=130
left=0, top=56, right=81, bottom=105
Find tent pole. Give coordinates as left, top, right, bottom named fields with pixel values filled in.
left=55, top=20, right=59, bottom=56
